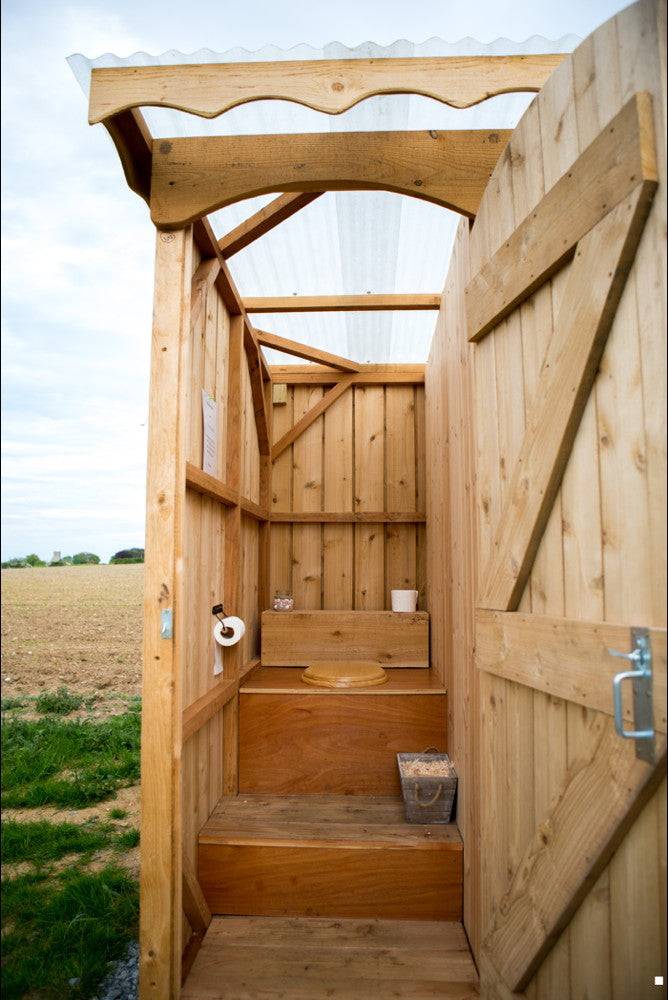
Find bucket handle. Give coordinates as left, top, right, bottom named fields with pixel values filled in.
left=414, top=783, right=443, bottom=807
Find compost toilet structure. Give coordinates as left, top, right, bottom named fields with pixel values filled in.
left=76, top=2, right=667, bottom=995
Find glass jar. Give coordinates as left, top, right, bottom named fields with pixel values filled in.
left=272, top=591, right=294, bottom=612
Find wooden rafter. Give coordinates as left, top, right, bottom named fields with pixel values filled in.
left=150, top=129, right=511, bottom=228
left=271, top=376, right=356, bottom=462
left=476, top=610, right=667, bottom=733
left=483, top=716, right=667, bottom=991
left=245, top=294, right=441, bottom=313
left=466, top=94, right=657, bottom=342
left=89, top=55, right=564, bottom=122
left=243, top=322, right=271, bottom=455
left=255, top=329, right=360, bottom=372
left=268, top=364, right=425, bottom=384
left=479, top=182, right=657, bottom=612
left=271, top=511, right=426, bottom=523
left=219, top=192, right=324, bottom=258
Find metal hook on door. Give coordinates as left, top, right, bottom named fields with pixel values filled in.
left=608, top=626, right=655, bottom=764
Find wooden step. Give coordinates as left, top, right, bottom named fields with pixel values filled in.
left=239, top=669, right=447, bottom=795
left=198, top=795, right=462, bottom=921
left=182, top=915, right=479, bottom=999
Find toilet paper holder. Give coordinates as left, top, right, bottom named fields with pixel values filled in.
left=212, top=603, right=234, bottom=638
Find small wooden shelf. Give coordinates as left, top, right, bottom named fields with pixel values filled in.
left=240, top=667, right=446, bottom=696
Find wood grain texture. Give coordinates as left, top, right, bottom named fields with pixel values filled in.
left=182, top=916, right=478, bottom=1000
left=271, top=378, right=355, bottom=461
left=239, top=693, right=447, bottom=795
left=466, top=5, right=667, bottom=997
left=483, top=719, right=667, bottom=991
left=476, top=610, right=667, bottom=733
left=479, top=183, right=656, bottom=612
left=466, top=92, right=658, bottom=342
left=246, top=294, right=441, bottom=313
left=260, top=610, right=429, bottom=667
left=268, top=364, right=425, bottom=384
left=90, top=54, right=564, bottom=120
left=425, top=218, right=480, bottom=957
left=150, top=129, right=511, bottom=228
left=255, top=329, right=360, bottom=371
left=218, top=192, right=323, bottom=258
left=199, top=843, right=461, bottom=921
left=200, top=794, right=461, bottom=849
left=241, top=666, right=446, bottom=695
left=140, top=228, right=192, bottom=1000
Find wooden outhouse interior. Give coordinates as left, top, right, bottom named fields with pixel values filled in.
left=79, top=1, right=666, bottom=996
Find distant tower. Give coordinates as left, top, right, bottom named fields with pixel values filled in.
left=52, top=551, right=61, bottom=562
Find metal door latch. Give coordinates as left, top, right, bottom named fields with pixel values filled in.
left=160, top=608, right=173, bottom=640
left=608, top=627, right=655, bottom=763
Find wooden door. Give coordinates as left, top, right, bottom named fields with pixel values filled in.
left=467, top=2, right=666, bottom=997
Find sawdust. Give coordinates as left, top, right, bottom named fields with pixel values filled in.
left=401, top=758, right=456, bottom=777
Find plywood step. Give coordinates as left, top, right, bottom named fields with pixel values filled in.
left=182, top=916, right=479, bottom=999
left=239, top=671, right=447, bottom=795
left=198, top=795, right=462, bottom=921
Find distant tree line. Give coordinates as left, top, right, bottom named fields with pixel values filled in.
left=1, top=548, right=144, bottom=568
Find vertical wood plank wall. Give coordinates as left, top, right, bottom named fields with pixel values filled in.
left=465, top=1, right=666, bottom=995
left=144, top=231, right=262, bottom=982
left=269, top=384, right=427, bottom=616
left=425, top=218, right=479, bottom=952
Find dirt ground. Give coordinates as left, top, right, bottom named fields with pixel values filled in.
left=1, top=564, right=143, bottom=700
left=1, top=565, right=144, bottom=885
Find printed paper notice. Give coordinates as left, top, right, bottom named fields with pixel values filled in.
left=201, top=389, right=218, bottom=476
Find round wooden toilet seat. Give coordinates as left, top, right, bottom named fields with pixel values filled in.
left=301, top=660, right=388, bottom=689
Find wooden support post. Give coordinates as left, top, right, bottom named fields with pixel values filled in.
left=258, top=378, right=273, bottom=616
left=222, top=315, right=244, bottom=796
left=139, top=227, right=192, bottom=1000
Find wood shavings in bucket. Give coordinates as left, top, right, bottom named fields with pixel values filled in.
left=401, top=759, right=456, bottom=777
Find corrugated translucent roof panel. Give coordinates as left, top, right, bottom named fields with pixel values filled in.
left=68, top=36, right=578, bottom=364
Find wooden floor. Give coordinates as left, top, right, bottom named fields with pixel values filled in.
left=182, top=915, right=480, bottom=999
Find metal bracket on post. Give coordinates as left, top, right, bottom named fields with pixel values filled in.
left=609, top=626, right=655, bottom=764
left=160, top=608, right=173, bottom=640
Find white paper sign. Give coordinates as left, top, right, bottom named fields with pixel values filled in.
left=201, top=389, right=218, bottom=476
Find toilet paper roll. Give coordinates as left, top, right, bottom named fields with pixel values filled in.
left=213, top=616, right=246, bottom=675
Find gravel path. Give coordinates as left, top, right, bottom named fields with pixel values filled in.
left=91, top=940, right=138, bottom=1000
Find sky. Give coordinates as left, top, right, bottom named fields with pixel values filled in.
left=1, top=0, right=629, bottom=563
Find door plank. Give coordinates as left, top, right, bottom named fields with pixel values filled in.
left=466, top=92, right=657, bottom=342
left=482, top=715, right=666, bottom=992
left=478, top=182, right=657, bottom=612
left=475, top=610, right=667, bottom=733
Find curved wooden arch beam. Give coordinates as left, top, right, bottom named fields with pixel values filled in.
left=150, top=128, right=511, bottom=229
left=89, top=55, right=564, bottom=122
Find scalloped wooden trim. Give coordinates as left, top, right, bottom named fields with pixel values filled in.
left=89, top=55, right=564, bottom=123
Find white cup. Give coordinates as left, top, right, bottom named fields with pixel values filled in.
left=391, top=589, right=418, bottom=612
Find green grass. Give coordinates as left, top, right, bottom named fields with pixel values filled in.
left=108, top=807, right=127, bottom=820
left=34, top=687, right=86, bottom=715
left=1, top=820, right=112, bottom=865
left=1, top=819, right=140, bottom=865
left=0, top=696, right=29, bottom=712
left=1, top=710, right=141, bottom=809
left=1, top=866, right=139, bottom=1000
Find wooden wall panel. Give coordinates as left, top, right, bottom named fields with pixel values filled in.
left=177, top=236, right=263, bottom=964
left=466, top=2, right=666, bottom=995
left=269, top=382, right=426, bottom=612
left=425, top=217, right=478, bottom=953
